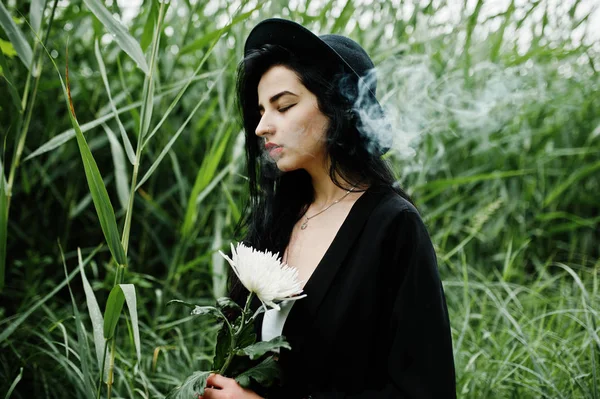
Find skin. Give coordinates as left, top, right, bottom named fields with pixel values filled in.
left=255, top=65, right=362, bottom=207
left=202, top=65, right=365, bottom=398
left=198, top=373, right=263, bottom=399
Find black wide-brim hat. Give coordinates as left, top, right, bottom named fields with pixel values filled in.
left=244, top=18, right=392, bottom=155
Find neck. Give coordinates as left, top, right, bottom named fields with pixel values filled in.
left=305, top=160, right=358, bottom=208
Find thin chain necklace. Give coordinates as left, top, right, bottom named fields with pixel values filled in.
left=300, top=185, right=357, bottom=230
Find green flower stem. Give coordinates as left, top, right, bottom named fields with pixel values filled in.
left=218, top=292, right=254, bottom=376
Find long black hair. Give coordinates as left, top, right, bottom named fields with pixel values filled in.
left=227, top=43, right=413, bottom=305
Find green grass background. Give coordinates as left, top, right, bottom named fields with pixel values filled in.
left=0, top=0, right=599, bottom=398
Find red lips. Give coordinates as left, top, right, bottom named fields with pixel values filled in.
left=265, top=142, right=281, bottom=150
left=265, top=142, right=283, bottom=157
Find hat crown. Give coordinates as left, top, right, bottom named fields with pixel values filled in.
left=319, top=34, right=377, bottom=95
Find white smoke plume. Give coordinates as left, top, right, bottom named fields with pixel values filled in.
left=347, top=54, right=550, bottom=162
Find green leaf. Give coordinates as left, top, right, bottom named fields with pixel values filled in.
left=137, top=0, right=168, bottom=145
left=78, top=248, right=109, bottom=380
left=543, top=160, right=600, bottom=207
left=0, top=2, right=33, bottom=70
left=236, top=336, right=290, bottom=360
left=4, top=367, right=24, bottom=399
left=236, top=318, right=257, bottom=350
left=180, top=7, right=258, bottom=55
left=141, top=53, right=225, bottom=150
left=165, top=370, right=210, bottom=399
left=59, top=244, right=95, bottom=394
left=212, top=324, right=232, bottom=371
left=23, top=101, right=140, bottom=162
left=95, top=40, right=135, bottom=165
left=419, top=170, right=532, bottom=190
left=235, top=356, right=282, bottom=389
left=166, top=298, right=197, bottom=309
left=64, top=46, right=127, bottom=266
left=181, top=120, right=233, bottom=237
left=30, top=0, right=45, bottom=34
left=103, top=124, right=130, bottom=211
left=104, top=285, right=125, bottom=339
left=119, top=284, right=141, bottom=363
left=135, top=73, right=225, bottom=190
left=0, top=244, right=102, bottom=343
left=221, top=183, right=241, bottom=224
left=216, top=297, right=242, bottom=312
left=24, top=75, right=215, bottom=161
left=0, top=44, right=22, bottom=111
left=191, top=305, right=224, bottom=319
left=140, top=0, right=159, bottom=52
left=0, top=158, right=7, bottom=291
left=0, top=38, right=17, bottom=57
left=82, top=0, right=149, bottom=74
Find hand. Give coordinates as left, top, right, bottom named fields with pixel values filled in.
left=199, top=373, right=264, bottom=399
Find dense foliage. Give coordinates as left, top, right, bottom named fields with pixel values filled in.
left=1, top=0, right=598, bottom=398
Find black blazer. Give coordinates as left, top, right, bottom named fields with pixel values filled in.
left=250, top=184, right=456, bottom=398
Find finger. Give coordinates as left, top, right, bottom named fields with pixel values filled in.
left=206, top=373, right=235, bottom=389
left=202, top=387, right=224, bottom=399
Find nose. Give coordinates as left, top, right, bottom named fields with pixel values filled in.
left=255, top=117, right=272, bottom=137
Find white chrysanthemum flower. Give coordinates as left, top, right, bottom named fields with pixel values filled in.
left=219, top=242, right=307, bottom=311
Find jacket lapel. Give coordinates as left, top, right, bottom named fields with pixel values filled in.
left=282, top=184, right=390, bottom=347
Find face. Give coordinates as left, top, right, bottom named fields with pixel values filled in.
left=255, top=65, right=330, bottom=173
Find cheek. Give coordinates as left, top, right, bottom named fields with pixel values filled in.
left=305, top=116, right=329, bottom=149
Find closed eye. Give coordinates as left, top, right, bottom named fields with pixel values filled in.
left=278, top=104, right=295, bottom=113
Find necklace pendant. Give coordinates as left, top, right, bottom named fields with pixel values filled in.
left=300, top=221, right=308, bottom=230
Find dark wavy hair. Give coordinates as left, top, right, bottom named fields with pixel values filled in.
left=227, top=43, right=413, bottom=305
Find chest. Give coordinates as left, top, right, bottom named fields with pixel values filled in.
left=283, top=201, right=356, bottom=289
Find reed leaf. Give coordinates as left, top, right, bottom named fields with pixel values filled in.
left=119, top=284, right=142, bottom=364
left=104, top=285, right=125, bottom=340
left=543, top=160, right=600, bottom=207
left=180, top=6, right=259, bottom=55
left=4, top=367, right=23, bottom=399
left=79, top=248, right=109, bottom=381
left=0, top=159, right=7, bottom=291
left=23, top=83, right=190, bottom=162
left=136, top=70, right=225, bottom=190
left=140, top=0, right=159, bottom=52
left=82, top=0, right=149, bottom=74
left=95, top=39, right=136, bottom=165
left=64, top=47, right=127, bottom=266
left=103, top=124, right=130, bottom=211
left=29, top=0, right=45, bottom=35
left=0, top=49, right=22, bottom=111
left=181, top=118, right=233, bottom=237
left=0, top=2, right=32, bottom=70
left=0, top=244, right=102, bottom=343
left=60, top=243, right=95, bottom=395
left=137, top=0, right=168, bottom=145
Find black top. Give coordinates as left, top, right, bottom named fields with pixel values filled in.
left=250, top=184, right=456, bottom=398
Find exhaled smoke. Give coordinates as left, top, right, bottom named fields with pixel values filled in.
left=342, top=54, right=548, bottom=160
left=260, top=147, right=283, bottom=179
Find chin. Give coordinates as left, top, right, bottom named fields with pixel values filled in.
left=275, top=158, right=300, bottom=173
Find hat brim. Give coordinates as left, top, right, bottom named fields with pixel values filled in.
left=245, top=19, right=361, bottom=83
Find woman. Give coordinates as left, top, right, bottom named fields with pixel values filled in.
left=200, top=18, right=456, bottom=399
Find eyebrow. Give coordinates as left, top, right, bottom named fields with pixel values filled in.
left=258, top=90, right=298, bottom=111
